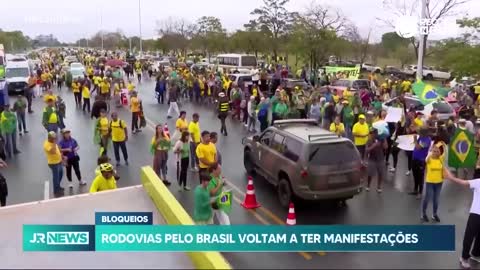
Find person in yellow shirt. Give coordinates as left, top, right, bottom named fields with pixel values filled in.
left=195, top=131, right=216, bottom=183
left=96, top=109, right=110, bottom=156
left=130, top=91, right=141, bottom=133
left=109, top=112, right=129, bottom=166
left=329, top=116, right=345, bottom=137
left=100, top=78, right=111, bottom=100
left=352, top=114, right=369, bottom=158
left=414, top=112, right=424, bottom=131
left=401, top=80, right=412, bottom=93
left=188, top=113, right=201, bottom=171
left=43, top=131, right=65, bottom=195
left=176, top=111, right=188, bottom=132
left=127, top=80, right=135, bottom=93
left=72, top=79, right=82, bottom=107
left=82, top=84, right=91, bottom=112
left=90, top=163, right=117, bottom=193
left=421, top=143, right=447, bottom=223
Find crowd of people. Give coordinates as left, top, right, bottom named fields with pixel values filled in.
left=0, top=47, right=478, bottom=268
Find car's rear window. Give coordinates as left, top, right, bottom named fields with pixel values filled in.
left=433, top=102, right=453, bottom=113
left=309, top=142, right=359, bottom=165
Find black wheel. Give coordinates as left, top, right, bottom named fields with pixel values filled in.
left=375, top=69, right=381, bottom=74
left=337, top=199, right=347, bottom=207
left=426, top=74, right=433, bottom=80
left=277, top=178, right=293, bottom=208
left=243, top=150, right=255, bottom=174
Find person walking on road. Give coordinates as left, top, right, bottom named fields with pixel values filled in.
left=210, top=132, right=222, bottom=166
left=188, top=113, right=201, bottom=171
left=42, top=97, right=60, bottom=134
left=13, top=95, right=28, bottom=136
left=95, top=109, right=110, bottom=156
left=110, top=112, right=129, bottom=166
left=196, top=131, right=217, bottom=183
left=208, top=163, right=230, bottom=225
left=443, top=170, right=480, bottom=269
left=130, top=91, right=142, bottom=134
left=421, top=142, right=447, bottom=223
left=174, top=131, right=190, bottom=191
left=194, top=173, right=213, bottom=225
left=43, top=131, right=64, bottom=196
left=81, top=83, right=91, bottom=113
left=26, top=74, right=35, bottom=113
left=352, top=114, right=369, bottom=158
left=365, top=128, right=387, bottom=192
left=167, top=83, right=180, bottom=119
left=1, top=105, right=20, bottom=159
left=58, top=129, right=86, bottom=187
left=151, top=125, right=172, bottom=186
left=217, top=92, right=229, bottom=136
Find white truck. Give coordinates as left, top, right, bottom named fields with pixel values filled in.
left=403, top=65, right=451, bottom=80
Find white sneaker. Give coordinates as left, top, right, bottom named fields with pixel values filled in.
left=79, top=180, right=87, bottom=186
left=459, top=257, right=471, bottom=269
left=68, top=182, right=73, bottom=188
left=405, top=171, right=411, bottom=176
left=389, top=167, right=396, bottom=173
left=365, top=187, right=370, bottom=192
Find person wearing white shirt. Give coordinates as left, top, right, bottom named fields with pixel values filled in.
left=251, top=68, right=260, bottom=85
left=444, top=170, right=480, bottom=269
left=247, top=96, right=257, bottom=132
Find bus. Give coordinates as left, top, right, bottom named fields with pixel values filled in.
left=216, top=54, right=257, bottom=71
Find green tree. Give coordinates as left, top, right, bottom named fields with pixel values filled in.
left=191, top=16, right=226, bottom=58
left=380, top=32, right=409, bottom=54
left=248, top=0, right=296, bottom=58
left=391, top=45, right=415, bottom=68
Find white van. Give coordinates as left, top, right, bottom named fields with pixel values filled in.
left=5, top=60, right=31, bottom=94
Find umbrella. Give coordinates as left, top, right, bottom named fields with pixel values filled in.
left=372, top=120, right=390, bottom=139
left=105, top=59, right=124, bottom=67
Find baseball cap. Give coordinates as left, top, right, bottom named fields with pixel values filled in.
left=358, top=114, right=366, bottom=119
left=48, top=131, right=57, bottom=138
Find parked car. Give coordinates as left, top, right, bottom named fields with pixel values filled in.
left=403, top=65, right=451, bottom=80
left=361, top=63, right=382, bottom=73
left=228, top=74, right=253, bottom=89
left=242, top=119, right=364, bottom=207
left=382, top=95, right=455, bottom=120
left=382, top=66, right=408, bottom=78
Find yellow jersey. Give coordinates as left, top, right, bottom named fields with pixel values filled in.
left=43, top=140, right=62, bottom=164
left=82, top=86, right=91, bottom=99
left=196, top=142, right=216, bottom=169
left=110, top=119, right=127, bottom=142
left=425, top=155, right=444, bottom=184
left=89, top=174, right=117, bottom=193
left=352, top=122, right=369, bottom=146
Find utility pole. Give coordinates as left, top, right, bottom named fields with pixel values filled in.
left=416, top=0, right=427, bottom=82
left=100, top=8, right=104, bottom=50
left=129, top=37, right=132, bottom=53
left=138, top=0, right=143, bottom=55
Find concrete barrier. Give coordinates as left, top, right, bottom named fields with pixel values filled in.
left=140, top=166, right=232, bottom=270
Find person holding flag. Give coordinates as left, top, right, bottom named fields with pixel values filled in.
left=449, top=120, right=477, bottom=179
left=208, top=162, right=231, bottom=225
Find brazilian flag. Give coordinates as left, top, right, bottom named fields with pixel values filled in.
left=412, top=80, right=450, bottom=105
left=217, top=191, right=232, bottom=214
left=448, top=129, right=477, bottom=168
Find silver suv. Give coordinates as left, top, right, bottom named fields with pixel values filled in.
left=242, top=119, right=364, bottom=208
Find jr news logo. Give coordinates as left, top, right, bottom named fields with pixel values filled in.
left=29, top=232, right=89, bottom=245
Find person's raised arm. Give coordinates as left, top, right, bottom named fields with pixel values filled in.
left=444, top=169, right=470, bottom=187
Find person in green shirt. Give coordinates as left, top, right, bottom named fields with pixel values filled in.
left=341, top=100, right=354, bottom=139
left=174, top=131, right=191, bottom=191
left=207, top=163, right=230, bottom=225
left=0, top=105, right=20, bottom=158
left=270, top=89, right=281, bottom=124
left=274, top=99, right=289, bottom=121
left=194, top=173, right=213, bottom=225
left=372, top=95, right=383, bottom=114
left=13, top=95, right=28, bottom=135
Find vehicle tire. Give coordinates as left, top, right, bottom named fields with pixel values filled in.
left=375, top=69, right=381, bottom=74
left=243, top=149, right=255, bottom=174
left=412, top=72, right=416, bottom=79
left=426, top=74, right=433, bottom=80
left=337, top=199, right=347, bottom=207
left=277, top=178, right=293, bottom=208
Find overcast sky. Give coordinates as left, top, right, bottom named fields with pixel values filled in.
left=1, top=0, right=478, bottom=43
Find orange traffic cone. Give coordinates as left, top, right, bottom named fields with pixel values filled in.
left=163, top=123, right=170, bottom=137
left=241, top=176, right=261, bottom=209
left=286, top=203, right=296, bottom=225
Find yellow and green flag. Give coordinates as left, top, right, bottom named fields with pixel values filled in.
left=448, top=129, right=476, bottom=168
left=412, top=80, right=450, bottom=105
left=217, top=191, right=232, bottom=214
